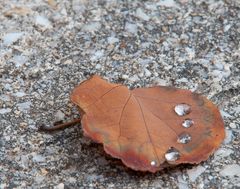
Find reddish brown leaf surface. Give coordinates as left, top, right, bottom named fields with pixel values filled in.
left=71, top=75, right=225, bottom=172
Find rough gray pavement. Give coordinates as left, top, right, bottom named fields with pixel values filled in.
left=0, top=0, right=239, bottom=188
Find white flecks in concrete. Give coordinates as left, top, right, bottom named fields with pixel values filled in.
left=220, top=110, right=233, bottom=118
left=35, top=176, right=45, bottom=184
left=35, top=15, right=52, bottom=28
left=233, top=105, right=240, bottom=114
left=220, top=164, right=240, bottom=177
left=55, top=110, right=65, bottom=121
left=32, top=154, right=46, bottom=163
left=17, top=101, right=32, bottom=111
left=72, top=0, right=86, bottom=13
left=223, top=129, right=233, bottom=144
left=177, top=174, right=189, bottom=189
left=157, top=0, right=179, bottom=8
left=13, top=92, right=26, bottom=97
left=107, top=36, right=119, bottom=44
left=135, top=8, right=150, bottom=21
left=95, top=64, right=102, bottom=69
left=125, top=22, right=138, bottom=33
left=0, top=0, right=239, bottom=188
left=0, top=108, right=12, bottom=114
left=186, top=47, right=195, bottom=59
left=2, top=32, right=24, bottom=46
left=11, top=55, right=28, bottom=67
left=144, top=68, right=152, bottom=77
left=54, top=183, right=64, bottom=189
left=139, top=58, right=152, bottom=65
left=229, top=122, right=236, bottom=129
left=176, top=78, right=189, bottom=83
left=82, top=22, right=101, bottom=32
left=128, top=75, right=139, bottom=82
left=0, top=95, right=11, bottom=102
left=187, top=165, right=206, bottom=182
left=154, top=78, right=168, bottom=86
left=214, top=62, right=224, bottom=71
left=214, top=148, right=234, bottom=160
left=90, top=50, right=104, bottom=61
left=224, top=24, right=232, bottom=32
left=121, top=74, right=129, bottom=80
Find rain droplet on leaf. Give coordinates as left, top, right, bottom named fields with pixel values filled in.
left=150, top=160, right=157, bottom=167
left=177, top=133, right=192, bottom=144
left=182, top=118, right=194, bottom=128
left=165, top=147, right=180, bottom=162
left=174, top=103, right=191, bottom=116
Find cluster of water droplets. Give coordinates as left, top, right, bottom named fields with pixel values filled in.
left=164, top=103, right=194, bottom=163
left=151, top=103, right=195, bottom=166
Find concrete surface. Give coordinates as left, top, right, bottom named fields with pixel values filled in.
left=0, top=0, right=240, bottom=188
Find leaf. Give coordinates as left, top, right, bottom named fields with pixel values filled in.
left=71, top=75, right=225, bottom=172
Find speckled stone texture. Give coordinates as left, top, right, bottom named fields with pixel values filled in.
left=0, top=0, right=239, bottom=188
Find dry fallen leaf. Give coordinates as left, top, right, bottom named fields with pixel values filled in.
left=69, top=75, right=225, bottom=172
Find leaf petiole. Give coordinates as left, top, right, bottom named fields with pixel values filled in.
left=39, top=118, right=81, bottom=132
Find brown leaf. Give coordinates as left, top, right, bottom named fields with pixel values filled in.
left=71, top=75, right=225, bottom=172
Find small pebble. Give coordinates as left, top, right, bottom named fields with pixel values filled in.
left=187, top=165, right=206, bottom=182
left=3, top=32, right=23, bottom=46
left=55, top=110, right=65, bottom=121
left=223, top=130, right=233, bottom=144
left=229, top=123, right=236, bottom=129
left=220, top=164, right=240, bottom=177
left=35, top=15, right=52, bottom=28
left=125, top=23, right=138, bottom=33
left=82, top=22, right=101, bottom=32
left=0, top=108, right=11, bottom=114
left=17, top=101, right=32, bottom=111
left=135, top=8, right=150, bottom=21
left=32, top=155, right=46, bottom=163
left=54, top=183, right=64, bottom=189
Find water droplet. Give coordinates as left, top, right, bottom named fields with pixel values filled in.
left=182, top=119, right=194, bottom=128
left=177, top=133, right=191, bottom=144
left=150, top=160, right=157, bottom=167
left=174, top=103, right=191, bottom=116
left=165, top=148, right=180, bottom=162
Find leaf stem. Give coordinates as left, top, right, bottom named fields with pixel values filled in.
left=39, top=118, right=81, bottom=132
